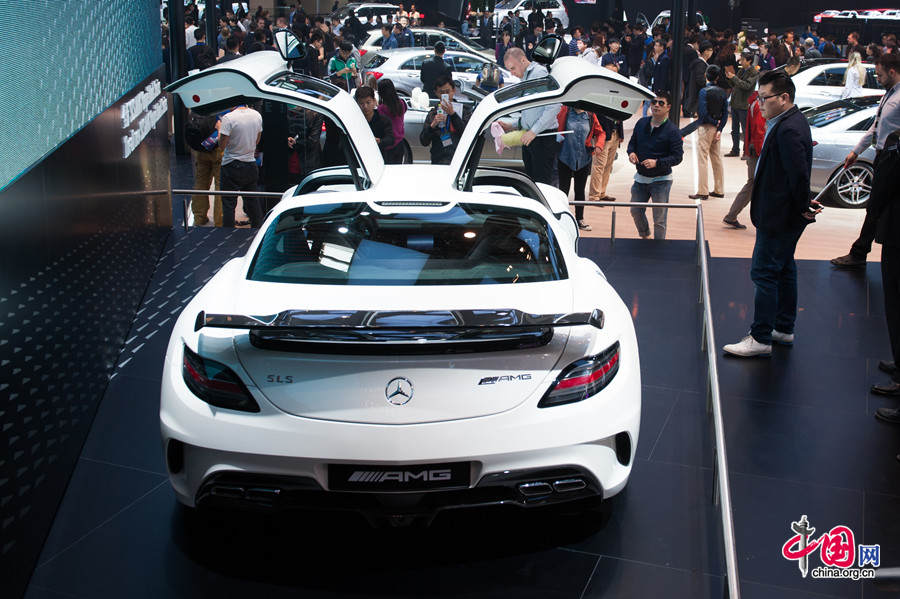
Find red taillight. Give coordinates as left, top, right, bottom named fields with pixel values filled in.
left=359, top=49, right=367, bottom=56
left=321, top=122, right=326, bottom=132
left=371, top=71, right=384, bottom=80
left=182, top=345, right=259, bottom=412
left=539, top=342, right=620, bottom=408
left=812, top=141, right=818, bottom=146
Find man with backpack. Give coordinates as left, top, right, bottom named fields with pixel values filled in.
left=685, top=65, right=728, bottom=200
left=184, top=110, right=225, bottom=226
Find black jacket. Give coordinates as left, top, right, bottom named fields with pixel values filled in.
left=365, top=111, right=395, bottom=156
left=626, top=117, right=684, bottom=178
left=683, top=57, right=707, bottom=115
left=420, top=56, right=452, bottom=98
left=750, top=106, right=814, bottom=233
left=873, top=139, right=900, bottom=247
left=420, top=104, right=472, bottom=164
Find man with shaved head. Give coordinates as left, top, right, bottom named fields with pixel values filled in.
left=501, top=47, right=561, bottom=184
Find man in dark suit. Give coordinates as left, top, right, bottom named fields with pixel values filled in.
left=683, top=41, right=712, bottom=117
left=870, top=135, right=900, bottom=410
left=420, top=41, right=452, bottom=99
left=723, top=70, right=822, bottom=357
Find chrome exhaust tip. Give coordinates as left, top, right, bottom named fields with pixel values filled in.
left=518, top=481, right=553, bottom=496
left=552, top=478, right=587, bottom=493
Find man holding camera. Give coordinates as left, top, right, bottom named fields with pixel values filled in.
left=419, top=75, right=471, bottom=165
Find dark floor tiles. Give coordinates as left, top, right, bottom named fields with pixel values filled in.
left=647, top=391, right=715, bottom=469
left=730, top=471, right=863, bottom=598
left=715, top=342, right=870, bottom=412
left=635, top=385, right=678, bottom=460
left=723, top=394, right=900, bottom=496
left=34, top=459, right=165, bottom=568
left=863, top=491, right=900, bottom=570
left=740, top=579, right=849, bottom=598
left=31, top=484, right=599, bottom=599
left=638, top=334, right=707, bottom=393
left=23, top=586, right=84, bottom=599
left=79, top=374, right=167, bottom=475
left=581, top=556, right=723, bottom=598
left=565, top=459, right=724, bottom=576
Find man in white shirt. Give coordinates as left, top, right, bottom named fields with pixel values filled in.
left=185, top=16, right=198, bottom=50
left=219, top=105, right=264, bottom=228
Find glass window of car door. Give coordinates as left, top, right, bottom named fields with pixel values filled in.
left=864, top=68, right=880, bottom=89
left=809, top=67, right=848, bottom=87
left=413, top=31, right=428, bottom=46
left=400, top=56, right=422, bottom=69
left=453, top=55, right=486, bottom=73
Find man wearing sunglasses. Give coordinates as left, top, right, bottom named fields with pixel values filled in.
left=627, top=92, right=684, bottom=240
left=723, top=70, right=821, bottom=357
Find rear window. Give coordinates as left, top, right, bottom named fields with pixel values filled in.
left=248, top=203, right=567, bottom=285
left=363, top=53, right=389, bottom=68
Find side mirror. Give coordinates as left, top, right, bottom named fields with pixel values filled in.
left=274, top=29, right=306, bottom=61
left=532, top=34, right=564, bottom=67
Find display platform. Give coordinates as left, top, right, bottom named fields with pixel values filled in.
left=22, top=229, right=899, bottom=599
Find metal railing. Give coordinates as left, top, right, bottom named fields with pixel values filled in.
left=171, top=189, right=286, bottom=231
left=571, top=200, right=741, bottom=599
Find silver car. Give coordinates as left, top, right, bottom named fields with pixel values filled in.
left=790, top=59, right=883, bottom=110
left=360, top=47, right=519, bottom=96
left=360, top=27, right=496, bottom=61
left=806, top=95, right=880, bottom=208
left=399, top=85, right=523, bottom=166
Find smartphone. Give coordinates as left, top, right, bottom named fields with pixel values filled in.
left=440, top=93, right=450, bottom=104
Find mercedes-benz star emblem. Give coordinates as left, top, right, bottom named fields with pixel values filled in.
left=385, top=377, right=414, bottom=405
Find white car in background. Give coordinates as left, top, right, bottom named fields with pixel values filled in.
left=360, top=47, right=518, bottom=96
left=788, top=59, right=884, bottom=110
left=490, top=0, right=570, bottom=31
left=161, top=34, right=650, bottom=524
left=806, top=95, right=880, bottom=208
left=360, top=27, right=496, bottom=61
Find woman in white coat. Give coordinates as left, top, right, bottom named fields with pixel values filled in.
left=841, top=52, right=867, bottom=99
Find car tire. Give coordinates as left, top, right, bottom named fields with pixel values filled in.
left=828, top=162, right=873, bottom=208
left=400, top=139, right=413, bottom=164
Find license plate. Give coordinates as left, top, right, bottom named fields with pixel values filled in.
left=328, top=462, right=471, bottom=492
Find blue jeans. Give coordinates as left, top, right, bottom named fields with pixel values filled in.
left=630, top=179, right=673, bottom=239
left=750, top=227, right=805, bottom=344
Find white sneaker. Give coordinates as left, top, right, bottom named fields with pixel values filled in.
left=771, top=330, right=794, bottom=346
left=723, top=335, right=772, bottom=357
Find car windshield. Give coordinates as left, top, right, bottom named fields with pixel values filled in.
left=248, top=203, right=567, bottom=285
left=804, top=97, right=881, bottom=127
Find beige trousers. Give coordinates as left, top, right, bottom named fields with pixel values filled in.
left=696, top=124, right=724, bottom=196
left=191, top=147, right=224, bottom=226
left=589, top=131, right=619, bottom=200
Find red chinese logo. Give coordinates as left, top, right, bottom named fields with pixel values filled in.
left=782, top=524, right=856, bottom=568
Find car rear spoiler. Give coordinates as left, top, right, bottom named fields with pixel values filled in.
left=195, top=309, right=604, bottom=332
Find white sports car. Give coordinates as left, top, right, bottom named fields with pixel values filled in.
left=161, top=33, right=650, bottom=523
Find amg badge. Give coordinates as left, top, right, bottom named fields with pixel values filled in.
left=478, top=374, right=533, bottom=385
left=329, top=462, right=470, bottom=492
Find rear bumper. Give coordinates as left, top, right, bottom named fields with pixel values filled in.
left=160, top=316, right=642, bottom=517
left=166, top=435, right=633, bottom=521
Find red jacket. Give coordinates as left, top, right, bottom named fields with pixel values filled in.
left=745, top=91, right=767, bottom=158
left=557, top=106, right=605, bottom=150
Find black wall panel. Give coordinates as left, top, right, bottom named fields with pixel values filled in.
left=0, top=67, right=171, bottom=599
